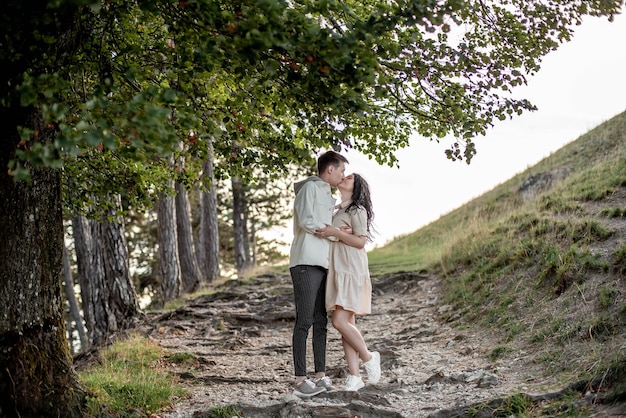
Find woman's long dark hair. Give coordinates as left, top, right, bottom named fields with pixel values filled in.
left=345, top=173, right=376, bottom=242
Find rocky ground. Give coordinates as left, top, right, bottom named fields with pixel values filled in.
left=136, top=271, right=625, bottom=418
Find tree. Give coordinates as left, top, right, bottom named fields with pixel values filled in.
left=62, top=245, right=89, bottom=353
left=1, top=115, right=86, bottom=415
left=199, top=139, right=222, bottom=283
left=232, top=175, right=253, bottom=276
left=72, top=215, right=98, bottom=349
left=98, top=200, right=141, bottom=332
left=222, top=163, right=313, bottom=271
left=73, top=203, right=140, bottom=348
left=2, top=0, right=623, bottom=413
left=175, top=181, right=202, bottom=292
left=157, top=178, right=181, bottom=302
left=0, top=3, right=89, bottom=414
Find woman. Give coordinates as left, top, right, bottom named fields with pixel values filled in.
left=315, top=173, right=381, bottom=391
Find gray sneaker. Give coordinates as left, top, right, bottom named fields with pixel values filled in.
left=315, top=376, right=337, bottom=392
left=293, top=379, right=326, bottom=398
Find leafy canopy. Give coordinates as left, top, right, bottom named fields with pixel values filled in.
left=2, top=0, right=623, bottom=185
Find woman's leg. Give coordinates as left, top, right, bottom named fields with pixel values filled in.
left=332, top=306, right=372, bottom=374
left=341, top=333, right=360, bottom=375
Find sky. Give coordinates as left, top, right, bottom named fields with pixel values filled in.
left=344, top=12, right=626, bottom=248
left=276, top=12, right=626, bottom=250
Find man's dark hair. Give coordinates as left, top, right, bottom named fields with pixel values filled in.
left=317, top=150, right=348, bottom=174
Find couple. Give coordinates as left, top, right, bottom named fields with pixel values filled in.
left=289, top=150, right=381, bottom=398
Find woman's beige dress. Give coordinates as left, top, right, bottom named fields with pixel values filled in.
left=325, top=201, right=372, bottom=315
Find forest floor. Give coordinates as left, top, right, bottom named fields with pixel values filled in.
left=134, top=271, right=626, bottom=418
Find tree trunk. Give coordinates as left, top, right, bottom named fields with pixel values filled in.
left=250, top=222, right=257, bottom=266
left=194, top=184, right=208, bottom=276
left=176, top=182, right=201, bottom=292
left=200, top=138, right=221, bottom=283
left=157, top=185, right=181, bottom=302
left=62, top=245, right=88, bottom=353
left=72, top=214, right=100, bottom=349
left=0, top=110, right=86, bottom=416
left=73, top=199, right=140, bottom=348
left=99, top=198, right=141, bottom=329
left=232, top=175, right=253, bottom=276
left=74, top=215, right=115, bottom=347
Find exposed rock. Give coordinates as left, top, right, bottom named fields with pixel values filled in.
left=518, top=167, right=571, bottom=200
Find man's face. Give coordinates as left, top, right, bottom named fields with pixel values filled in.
left=337, top=174, right=354, bottom=195
left=328, top=162, right=346, bottom=188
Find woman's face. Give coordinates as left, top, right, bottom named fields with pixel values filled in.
left=338, top=174, right=354, bottom=195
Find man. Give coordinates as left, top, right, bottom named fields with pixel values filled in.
left=289, top=150, right=348, bottom=397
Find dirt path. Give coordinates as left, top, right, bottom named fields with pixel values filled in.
left=137, top=272, right=621, bottom=417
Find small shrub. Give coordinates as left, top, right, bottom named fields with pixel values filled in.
left=576, top=184, right=614, bottom=202
left=599, top=286, right=617, bottom=309
left=538, top=351, right=562, bottom=367
left=471, top=394, right=533, bottom=417
left=568, top=220, right=612, bottom=242
left=540, top=195, right=582, bottom=214
left=509, top=213, right=541, bottom=233
left=492, top=394, right=533, bottom=417
left=489, top=345, right=513, bottom=361
left=168, top=352, right=198, bottom=364
left=613, top=244, right=626, bottom=275
left=537, top=246, right=607, bottom=295
left=600, top=207, right=626, bottom=218
left=587, top=314, right=616, bottom=341
left=529, top=332, right=545, bottom=344
left=537, top=394, right=589, bottom=417
left=209, top=405, right=243, bottom=418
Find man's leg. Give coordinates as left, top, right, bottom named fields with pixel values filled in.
left=291, top=265, right=327, bottom=379
left=312, top=268, right=328, bottom=375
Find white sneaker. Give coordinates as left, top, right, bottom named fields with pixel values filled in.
left=344, top=374, right=364, bottom=391
left=363, top=351, right=381, bottom=384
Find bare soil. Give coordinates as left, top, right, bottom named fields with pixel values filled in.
left=134, top=270, right=626, bottom=418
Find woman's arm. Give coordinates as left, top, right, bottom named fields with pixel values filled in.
left=333, top=227, right=367, bottom=249
left=315, top=225, right=367, bottom=249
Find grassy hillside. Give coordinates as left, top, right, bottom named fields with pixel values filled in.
left=369, top=110, right=626, bottom=405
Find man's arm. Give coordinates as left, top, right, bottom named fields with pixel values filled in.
left=294, top=182, right=327, bottom=234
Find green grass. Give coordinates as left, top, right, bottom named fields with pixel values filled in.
left=78, top=334, right=186, bottom=417
left=367, top=222, right=449, bottom=274
left=367, top=110, right=626, bottom=408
